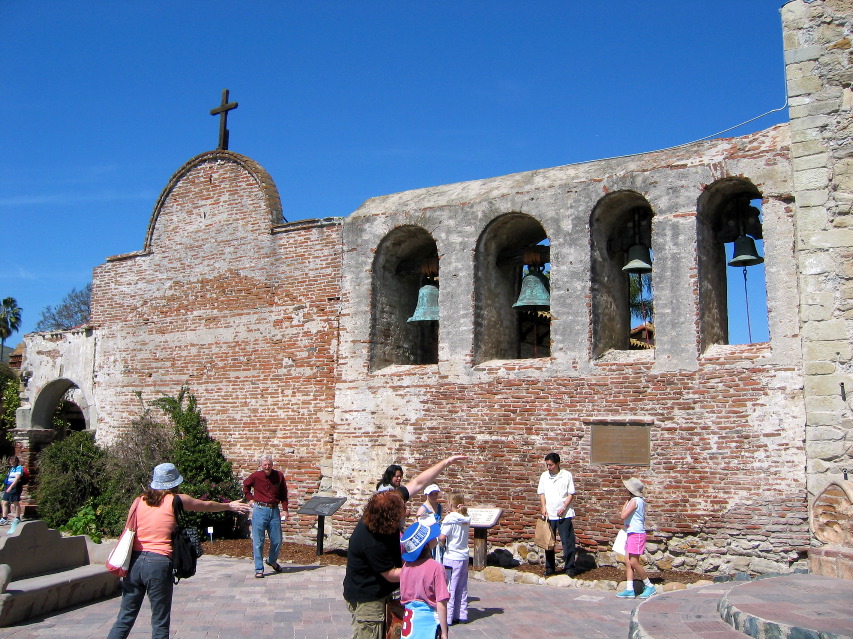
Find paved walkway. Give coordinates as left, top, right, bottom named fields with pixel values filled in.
left=3, top=555, right=640, bottom=638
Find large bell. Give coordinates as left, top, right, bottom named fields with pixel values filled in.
left=407, top=284, right=440, bottom=322
left=513, top=268, right=550, bottom=309
left=728, top=235, right=764, bottom=267
left=622, top=243, right=653, bottom=274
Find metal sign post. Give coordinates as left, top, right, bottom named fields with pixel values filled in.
left=296, top=496, right=347, bottom=555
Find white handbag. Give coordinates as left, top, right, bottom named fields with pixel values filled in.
left=107, top=498, right=140, bottom=577
left=612, top=529, right=628, bottom=557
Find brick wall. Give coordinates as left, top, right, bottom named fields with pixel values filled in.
left=88, top=151, right=343, bottom=534
left=21, top=1, right=853, bottom=577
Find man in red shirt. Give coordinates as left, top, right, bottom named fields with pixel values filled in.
left=243, top=455, right=289, bottom=578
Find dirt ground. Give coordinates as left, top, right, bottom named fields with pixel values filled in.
left=203, top=538, right=706, bottom=584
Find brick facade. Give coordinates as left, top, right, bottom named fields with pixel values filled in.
left=17, top=0, right=852, bottom=576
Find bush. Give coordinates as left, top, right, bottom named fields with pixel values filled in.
left=35, top=431, right=105, bottom=529
left=150, top=388, right=242, bottom=534
left=62, top=499, right=101, bottom=543
left=0, top=377, right=17, bottom=454
left=34, top=387, right=242, bottom=539
left=97, top=413, right=175, bottom=536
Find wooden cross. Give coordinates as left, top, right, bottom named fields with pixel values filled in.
left=210, top=89, right=238, bottom=150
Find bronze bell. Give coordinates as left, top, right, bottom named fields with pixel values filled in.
left=728, top=235, right=764, bottom=267
left=513, top=267, right=550, bottom=309
left=407, top=284, right=439, bottom=322
left=622, top=243, right=653, bottom=274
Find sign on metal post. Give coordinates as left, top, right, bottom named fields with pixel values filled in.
left=297, top=496, right=347, bottom=555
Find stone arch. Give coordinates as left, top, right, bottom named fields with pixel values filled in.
left=370, top=225, right=440, bottom=371
left=474, top=212, right=550, bottom=364
left=143, top=149, right=283, bottom=252
left=590, top=191, right=655, bottom=358
left=30, top=378, right=92, bottom=435
left=697, top=177, right=765, bottom=351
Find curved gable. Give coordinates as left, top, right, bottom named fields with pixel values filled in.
left=144, top=150, right=283, bottom=252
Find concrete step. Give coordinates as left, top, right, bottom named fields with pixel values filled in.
left=631, top=574, right=853, bottom=639
left=720, top=573, right=853, bottom=639
left=629, top=583, right=745, bottom=639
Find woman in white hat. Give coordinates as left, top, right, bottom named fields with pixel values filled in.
left=107, top=463, right=250, bottom=639
left=616, top=477, right=656, bottom=600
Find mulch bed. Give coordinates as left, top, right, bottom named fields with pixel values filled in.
left=203, top=538, right=706, bottom=584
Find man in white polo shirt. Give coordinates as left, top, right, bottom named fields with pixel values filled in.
left=537, top=452, right=577, bottom=577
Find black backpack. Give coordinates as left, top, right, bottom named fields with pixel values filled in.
left=171, top=494, right=204, bottom=583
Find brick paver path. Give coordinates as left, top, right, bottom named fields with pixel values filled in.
left=2, top=556, right=640, bottom=638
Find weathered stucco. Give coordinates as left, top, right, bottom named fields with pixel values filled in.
left=16, top=0, right=852, bottom=576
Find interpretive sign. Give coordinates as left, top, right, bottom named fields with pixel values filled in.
left=297, top=496, right=347, bottom=555
left=466, top=507, right=503, bottom=568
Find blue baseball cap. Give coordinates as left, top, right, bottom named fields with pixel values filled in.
left=400, top=519, right=441, bottom=562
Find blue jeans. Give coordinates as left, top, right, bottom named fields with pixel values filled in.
left=252, top=504, right=282, bottom=571
left=107, top=551, right=174, bottom=639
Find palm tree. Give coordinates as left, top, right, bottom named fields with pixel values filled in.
left=629, top=273, right=653, bottom=324
left=0, top=297, right=22, bottom=362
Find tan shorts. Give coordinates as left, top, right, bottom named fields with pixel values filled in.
left=346, top=597, right=387, bottom=639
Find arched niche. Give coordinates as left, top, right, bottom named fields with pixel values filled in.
left=474, top=213, right=550, bottom=364
left=697, top=177, right=767, bottom=351
left=590, top=191, right=655, bottom=358
left=370, top=225, right=439, bottom=371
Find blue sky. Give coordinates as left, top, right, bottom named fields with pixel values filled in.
left=1, top=1, right=788, bottom=345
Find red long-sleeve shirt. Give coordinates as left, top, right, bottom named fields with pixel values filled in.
left=243, top=470, right=289, bottom=511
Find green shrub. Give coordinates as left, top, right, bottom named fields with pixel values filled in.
left=0, top=377, right=18, bottom=453
left=62, top=499, right=101, bottom=543
left=149, top=387, right=242, bottom=534
left=35, top=431, right=105, bottom=528
left=97, top=413, right=175, bottom=536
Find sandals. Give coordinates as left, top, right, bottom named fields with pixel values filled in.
left=255, top=571, right=264, bottom=578
left=265, top=561, right=284, bottom=573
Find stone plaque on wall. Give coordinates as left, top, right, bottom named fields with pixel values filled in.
left=589, top=421, right=651, bottom=466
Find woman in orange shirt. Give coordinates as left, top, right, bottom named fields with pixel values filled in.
left=107, top=463, right=250, bottom=639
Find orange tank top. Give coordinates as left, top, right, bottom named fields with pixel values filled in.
left=132, top=493, right=177, bottom=557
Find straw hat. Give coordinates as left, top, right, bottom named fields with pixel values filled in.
left=623, top=477, right=644, bottom=497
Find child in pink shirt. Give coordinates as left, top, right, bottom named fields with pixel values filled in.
left=400, top=519, right=450, bottom=639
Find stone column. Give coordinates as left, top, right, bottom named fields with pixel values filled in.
left=782, top=0, right=853, bottom=501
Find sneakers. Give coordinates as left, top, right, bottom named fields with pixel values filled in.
left=0, top=519, right=7, bottom=525
left=616, top=589, right=635, bottom=598
left=639, top=585, right=657, bottom=599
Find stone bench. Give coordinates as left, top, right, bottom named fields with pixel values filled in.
left=0, top=520, right=119, bottom=626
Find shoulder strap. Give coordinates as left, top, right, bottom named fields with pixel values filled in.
left=125, top=497, right=142, bottom=532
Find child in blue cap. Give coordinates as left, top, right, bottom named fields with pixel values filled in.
left=400, top=519, right=450, bottom=639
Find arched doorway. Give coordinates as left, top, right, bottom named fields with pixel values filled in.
left=30, top=378, right=91, bottom=439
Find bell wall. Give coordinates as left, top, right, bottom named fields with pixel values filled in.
left=18, top=0, right=850, bottom=576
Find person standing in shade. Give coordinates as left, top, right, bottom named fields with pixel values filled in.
left=537, top=452, right=577, bottom=577
left=243, top=454, right=289, bottom=578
